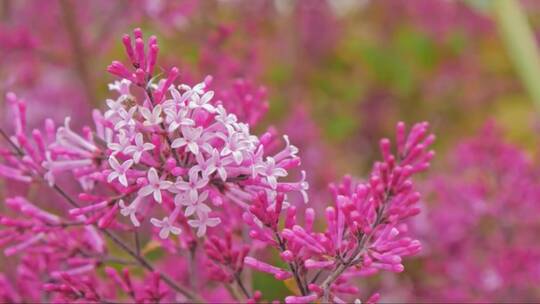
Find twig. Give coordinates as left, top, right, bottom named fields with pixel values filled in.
left=134, top=230, right=141, bottom=257
left=233, top=272, right=251, bottom=299
left=274, top=231, right=307, bottom=296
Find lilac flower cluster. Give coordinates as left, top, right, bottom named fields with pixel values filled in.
left=0, top=28, right=433, bottom=303
left=44, top=28, right=306, bottom=238
left=243, top=122, right=434, bottom=303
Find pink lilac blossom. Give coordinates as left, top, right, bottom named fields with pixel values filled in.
left=0, top=27, right=434, bottom=303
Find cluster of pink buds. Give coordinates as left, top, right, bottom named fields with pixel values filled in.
left=216, top=79, right=268, bottom=126
left=243, top=122, right=434, bottom=303
left=204, top=233, right=250, bottom=286
left=0, top=196, right=106, bottom=302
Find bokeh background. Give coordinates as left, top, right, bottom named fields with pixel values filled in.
left=1, top=0, right=540, bottom=302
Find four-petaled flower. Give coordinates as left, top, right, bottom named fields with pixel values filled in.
left=190, top=150, right=218, bottom=179
left=176, top=190, right=211, bottom=217
left=171, top=126, right=212, bottom=155
left=124, top=133, right=155, bottom=163
left=104, top=98, right=124, bottom=119
left=188, top=90, right=215, bottom=113
left=150, top=216, right=182, bottom=239
left=164, top=107, right=194, bottom=133
left=221, top=132, right=253, bottom=165
left=179, top=82, right=205, bottom=96
left=108, top=79, right=132, bottom=96
left=119, top=198, right=140, bottom=227
left=188, top=211, right=221, bottom=237
left=138, top=168, right=173, bottom=203
left=167, top=86, right=193, bottom=106
left=107, top=130, right=131, bottom=155
left=173, top=170, right=209, bottom=203
left=254, top=156, right=288, bottom=189
left=107, top=156, right=133, bottom=187
left=114, top=106, right=137, bottom=130
left=140, top=105, right=164, bottom=127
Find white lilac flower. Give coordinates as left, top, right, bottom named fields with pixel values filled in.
left=119, top=198, right=141, bottom=227
left=104, top=98, right=125, bottom=119
left=173, top=170, right=209, bottom=204
left=140, top=105, right=163, bottom=127
left=138, top=168, right=173, bottom=203
left=150, top=216, right=182, bottom=239
left=254, top=156, right=288, bottom=189
left=175, top=190, right=210, bottom=217
left=215, top=105, right=238, bottom=125
left=171, top=126, right=213, bottom=155
left=114, top=107, right=137, bottom=131
left=108, top=79, right=132, bottom=96
left=124, top=133, right=155, bottom=163
left=170, top=86, right=193, bottom=105
left=164, top=107, right=194, bottom=133
left=221, top=132, right=252, bottom=165
left=179, top=81, right=205, bottom=96
left=190, top=151, right=217, bottom=179
left=107, top=130, right=131, bottom=155
left=188, top=90, right=215, bottom=113
left=107, top=156, right=133, bottom=187
left=188, top=211, right=221, bottom=237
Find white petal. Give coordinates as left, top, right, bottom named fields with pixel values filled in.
left=153, top=189, right=162, bottom=203
left=138, top=185, right=154, bottom=197
left=107, top=172, right=118, bottom=183
left=159, top=228, right=170, bottom=239
left=206, top=217, right=221, bottom=227
left=171, top=138, right=186, bottom=148
left=119, top=175, right=128, bottom=187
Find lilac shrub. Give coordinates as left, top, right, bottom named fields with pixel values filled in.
left=0, top=28, right=434, bottom=303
